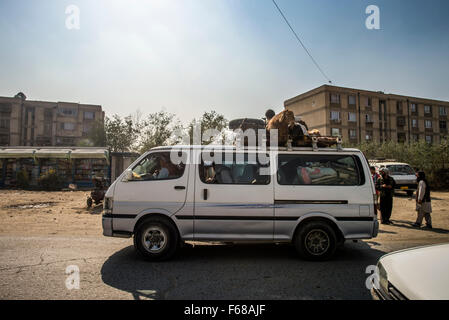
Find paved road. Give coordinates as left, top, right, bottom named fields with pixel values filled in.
left=2, top=235, right=446, bottom=300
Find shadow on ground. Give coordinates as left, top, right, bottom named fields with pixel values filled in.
left=390, top=219, right=449, bottom=235
left=101, top=242, right=386, bottom=300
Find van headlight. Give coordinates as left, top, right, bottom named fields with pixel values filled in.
left=378, top=262, right=388, bottom=293
left=103, top=197, right=113, bottom=215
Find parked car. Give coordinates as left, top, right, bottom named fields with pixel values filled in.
left=371, top=161, right=417, bottom=196
left=102, top=145, right=379, bottom=261
left=371, top=243, right=449, bottom=300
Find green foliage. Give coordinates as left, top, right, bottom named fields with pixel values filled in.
left=16, top=169, right=29, bottom=189
left=139, top=111, right=182, bottom=153
left=188, top=110, right=228, bottom=145
left=105, top=115, right=141, bottom=153
left=82, top=120, right=106, bottom=148
left=38, top=169, right=64, bottom=191
left=345, top=139, right=449, bottom=189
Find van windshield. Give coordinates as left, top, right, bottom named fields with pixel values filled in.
left=386, top=165, right=414, bottom=176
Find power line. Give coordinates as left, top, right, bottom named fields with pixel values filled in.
left=271, top=0, right=332, bottom=84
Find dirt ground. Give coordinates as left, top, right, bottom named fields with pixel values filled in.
left=0, top=190, right=448, bottom=242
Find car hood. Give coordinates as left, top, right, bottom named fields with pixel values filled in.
left=380, top=243, right=449, bottom=299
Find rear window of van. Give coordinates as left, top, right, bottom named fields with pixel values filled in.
left=277, top=154, right=364, bottom=186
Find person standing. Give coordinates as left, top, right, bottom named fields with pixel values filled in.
left=370, top=166, right=381, bottom=200
left=413, top=171, right=432, bottom=229
left=376, top=168, right=396, bottom=225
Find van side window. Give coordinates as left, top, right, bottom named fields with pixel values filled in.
left=199, top=153, right=270, bottom=185
left=131, top=152, right=186, bottom=181
left=277, top=154, right=361, bottom=186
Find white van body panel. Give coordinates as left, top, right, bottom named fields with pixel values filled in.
left=103, top=146, right=378, bottom=242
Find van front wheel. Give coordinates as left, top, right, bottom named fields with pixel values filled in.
left=134, top=218, right=178, bottom=261
left=294, top=221, right=337, bottom=261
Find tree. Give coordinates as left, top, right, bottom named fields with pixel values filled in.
left=138, top=111, right=182, bottom=153
left=188, top=110, right=228, bottom=145
left=104, top=115, right=140, bottom=153
left=82, top=120, right=106, bottom=147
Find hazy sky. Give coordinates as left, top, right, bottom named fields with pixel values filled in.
left=1, top=0, right=448, bottom=123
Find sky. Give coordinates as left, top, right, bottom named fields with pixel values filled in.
left=0, top=0, right=448, bottom=124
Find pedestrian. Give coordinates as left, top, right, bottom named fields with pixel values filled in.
left=413, top=171, right=432, bottom=229
left=370, top=166, right=381, bottom=199
left=376, top=168, right=396, bottom=225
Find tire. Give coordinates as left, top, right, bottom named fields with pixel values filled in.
left=294, top=221, right=337, bottom=261
left=133, top=217, right=179, bottom=261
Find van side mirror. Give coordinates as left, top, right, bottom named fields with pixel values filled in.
left=122, top=169, right=133, bottom=182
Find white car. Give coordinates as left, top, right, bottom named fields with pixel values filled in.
left=371, top=243, right=449, bottom=300
left=371, top=161, right=417, bottom=196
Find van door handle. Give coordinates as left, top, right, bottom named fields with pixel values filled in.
left=174, top=186, right=186, bottom=190
left=203, top=189, right=208, bottom=200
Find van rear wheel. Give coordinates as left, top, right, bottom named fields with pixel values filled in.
left=134, top=217, right=178, bottom=261
left=294, top=221, right=337, bottom=261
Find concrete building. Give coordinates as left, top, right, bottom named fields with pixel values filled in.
left=0, top=93, right=104, bottom=147
left=285, top=85, right=449, bottom=144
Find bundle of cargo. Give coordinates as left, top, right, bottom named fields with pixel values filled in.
left=229, top=118, right=266, bottom=147
left=266, top=109, right=340, bottom=148
left=228, top=110, right=340, bottom=148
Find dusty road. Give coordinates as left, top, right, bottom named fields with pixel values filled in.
left=0, top=190, right=448, bottom=300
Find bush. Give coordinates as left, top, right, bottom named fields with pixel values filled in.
left=345, top=139, right=449, bottom=190
left=38, top=169, right=64, bottom=191
left=16, top=169, right=30, bottom=189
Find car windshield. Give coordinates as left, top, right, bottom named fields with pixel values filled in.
left=387, top=165, right=415, bottom=176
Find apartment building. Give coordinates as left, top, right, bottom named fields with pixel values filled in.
left=285, top=85, right=449, bottom=144
left=0, top=93, right=104, bottom=147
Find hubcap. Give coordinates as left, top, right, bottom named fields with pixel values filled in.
left=305, top=229, right=330, bottom=256
left=142, top=226, right=167, bottom=253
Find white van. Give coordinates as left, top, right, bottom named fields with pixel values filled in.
left=102, top=145, right=379, bottom=261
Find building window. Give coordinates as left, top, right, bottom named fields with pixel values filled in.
left=331, top=128, right=340, bottom=137
left=84, top=111, right=95, bottom=120
left=83, top=123, right=92, bottom=133
left=365, top=97, right=372, bottom=107
left=424, top=105, right=432, bottom=115
left=440, top=106, right=447, bottom=116
left=425, top=135, right=433, bottom=144
left=60, top=122, right=75, bottom=131
left=349, top=129, right=357, bottom=139
left=59, top=108, right=77, bottom=117
left=412, top=134, right=419, bottom=142
left=0, top=119, right=9, bottom=129
left=425, top=120, right=432, bottom=129
left=348, top=112, right=357, bottom=122
left=348, top=95, right=356, bottom=106
left=330, top=94, right=340, bottom=104
left=396, top=101, right=403, bottom=114
left=365, top=114, right=373, bottom=123
left=397, top=132, right=406, bottom=143
left=365, top=131, right=373, bottom=141
left=330, top=111, right=340, bottom=121
left=412, top=119, right=418, bottom=128
left=440, top=121, right=447, bottom=130
left=411, top=103, right=417, bottom=113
